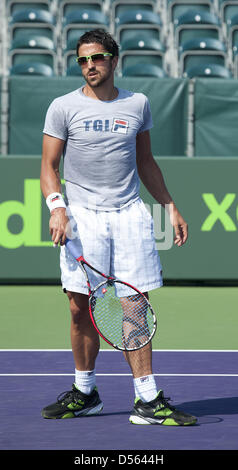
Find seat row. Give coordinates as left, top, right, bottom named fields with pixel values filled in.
left=4, top=0, right=238, bottom=78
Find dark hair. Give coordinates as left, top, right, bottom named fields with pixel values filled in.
left=76, top=29, right=119, bottom=57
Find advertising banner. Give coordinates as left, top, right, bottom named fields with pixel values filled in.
left=0, top=156, right=237, bottom=281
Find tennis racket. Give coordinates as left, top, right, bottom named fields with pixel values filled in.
left=65, top=238, right=157, bottom=352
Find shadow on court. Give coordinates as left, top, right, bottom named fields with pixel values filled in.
left=178, top=396, right=238, bottom=417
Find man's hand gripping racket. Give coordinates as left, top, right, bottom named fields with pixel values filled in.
left=65, top=238, right=157, bottom=352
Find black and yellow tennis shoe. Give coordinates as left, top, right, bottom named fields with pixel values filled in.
left=129, top=390, right=197, bottom=426
left=41, top=384, right=103, bottom=419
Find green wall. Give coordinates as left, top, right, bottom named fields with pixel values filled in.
left=0, top=156, right=237, bottom=281
left=8, top=76, right=188, bottom=156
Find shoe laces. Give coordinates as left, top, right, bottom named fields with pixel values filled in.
left=154, top=392, right=175, bottom=411
left=57, top=388, right=81, bottom=405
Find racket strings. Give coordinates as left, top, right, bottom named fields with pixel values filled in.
left=90, top=281, right=155, bottom=350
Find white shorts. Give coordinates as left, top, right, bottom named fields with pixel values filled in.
left=60, top=198, right=163, bottom=295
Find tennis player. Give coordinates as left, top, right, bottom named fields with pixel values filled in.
left=40, top=29, right=197, bottom=425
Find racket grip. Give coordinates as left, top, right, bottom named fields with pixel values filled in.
left=65, top=238, right=82, bottom=260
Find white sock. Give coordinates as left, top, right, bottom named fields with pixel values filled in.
left=74, top=369, right=96, bottom=395
left=133, top=374, right=158, bottom=403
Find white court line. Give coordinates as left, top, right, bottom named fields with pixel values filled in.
left=1, top=349, right=238, bottom=352
left=1, top=373, right=238, bottom=377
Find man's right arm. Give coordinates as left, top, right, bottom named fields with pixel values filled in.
left=40, top=134, right=69, bottom=245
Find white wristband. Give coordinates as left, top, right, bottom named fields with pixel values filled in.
left=46, top=192, right=66, bottom=212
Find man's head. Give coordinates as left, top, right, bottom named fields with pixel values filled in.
left=76, top=29, right=119, bottom=88
left=76, top=29, right=119, bottom=58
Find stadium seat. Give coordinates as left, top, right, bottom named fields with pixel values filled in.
left=181, top=53, right=226, bottom=77
left=120, top=33, right=164, bottom=52
left=122, top=63, right=167, bottom=77
left=167, top=0, right=213, bottom=23
left=115, top=10, right=162, bottom=42
left=174, top=9, right=221, bottom=28
left=60, top=1, right=103, bottom=19
left=119, top=33, right=165, bottom=74
left=10, top=7, right=55, bottom=25
left=174, top=9, right=221, bottom=46
left=112, top=0, right=155, bottom=24
left=7, top=1, right=51, bottom=15
left=219, top=0, right=238, bottom=24
left=183, top=62, right=232, bottom=77
left=9, top=49, right=55, bottom=75
left=227, top=12, right=238, bottom=50
left=62, top=9, right=109, bottom=50
left=179, top=36, right=226, bottom=55
left=115, top=9, right=162, bottom=27
left=8, top=12, right=57, bottom=73
left=179, top=37, right=227, bottom=74
left=121, top=53, right=165, bottom=76
left=64, top=28, right=90, bottom=51
left=119, top=27, right=161, bottom=44
left=62, top=9, right=109, bottom=27
left=10, top=32, right=55, bottom=51
left=9, top=7, right=56, bottom=46
left=9, top=61, right=54, bottom=75
left=178, top=26, right=220, bottom=48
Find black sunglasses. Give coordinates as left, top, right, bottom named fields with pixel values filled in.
left=76, top=52, right=113, bottom=66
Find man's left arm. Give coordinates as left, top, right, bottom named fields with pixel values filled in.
left=136, top=130, right=188, bottom=247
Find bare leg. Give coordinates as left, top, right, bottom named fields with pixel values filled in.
left=123, top=341, right=152, bottom=378
left=122, top=292, right=153, bottom=378
left=66, top=291, right=100, bottom=371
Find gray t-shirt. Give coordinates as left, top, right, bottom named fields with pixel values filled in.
left=43, top=86, right=153, bottom=210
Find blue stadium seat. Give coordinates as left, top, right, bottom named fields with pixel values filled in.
left=62, top=9, right=109, bottom=27
left=119, top=27, right=161, bottom=43
left=62, top=8, right=109, bottom=49
left=183, top=62, right=232, bottom=77
left=119, top=32, right=165, bottom=74
left=9, top=12, right=57, bottom=74
left=115, top=10, right=162, bottom=44
left=178, top=26, right=220, bottom=48
left=179, top=37, right=227, bottom=74
left=10, top=32, right=55, bottom=50
left=62, top=9, right=109, bottom=45
left=10, top=7, right=55, bottom=25
left=64, top=28, right=90, bottom=51
left=219, top=0, right=238, bottom=24
left=60, top=0, right=104, bottom=19
left=179, top=36, right=226, bottom=54
left=7, top=1, right=51, bottom=15
left=227, top=12, right=238, bottom=50
left=9, top=49, right=56, bottom=76
left=115, top=9, right=161, bottom=27
left=120, top=32, right=164, bottom=52
left=181, top=53, right=226, bottom=77
left=9, top=7, right=56, bottom=48
left=174, top=9, right=221, bottom=46
left=113, top=0, right=155, bottom=24
left=10, top=62, right=54, bottom=76
left=167, top=0, right=213, bottom=23
left=120, top=52, right=165, bottom=76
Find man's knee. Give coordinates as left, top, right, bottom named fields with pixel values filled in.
left=66, top=291, right=89, bottom=320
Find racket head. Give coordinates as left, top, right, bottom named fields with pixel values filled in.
left=88, top=279, right=157, bottom=351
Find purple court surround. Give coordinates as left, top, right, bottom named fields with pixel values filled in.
left=0, top=350, right=238, bottom=451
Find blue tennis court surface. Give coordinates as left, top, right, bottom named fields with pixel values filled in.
left=0, top=350, right=238, bottom=451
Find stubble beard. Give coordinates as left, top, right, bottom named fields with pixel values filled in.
left=83, top=63, right=113, bottom=88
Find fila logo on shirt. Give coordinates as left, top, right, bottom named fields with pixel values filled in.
left=83, top=118, right=129, bottom=134
left=112, top=118, right=129, bottom=134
